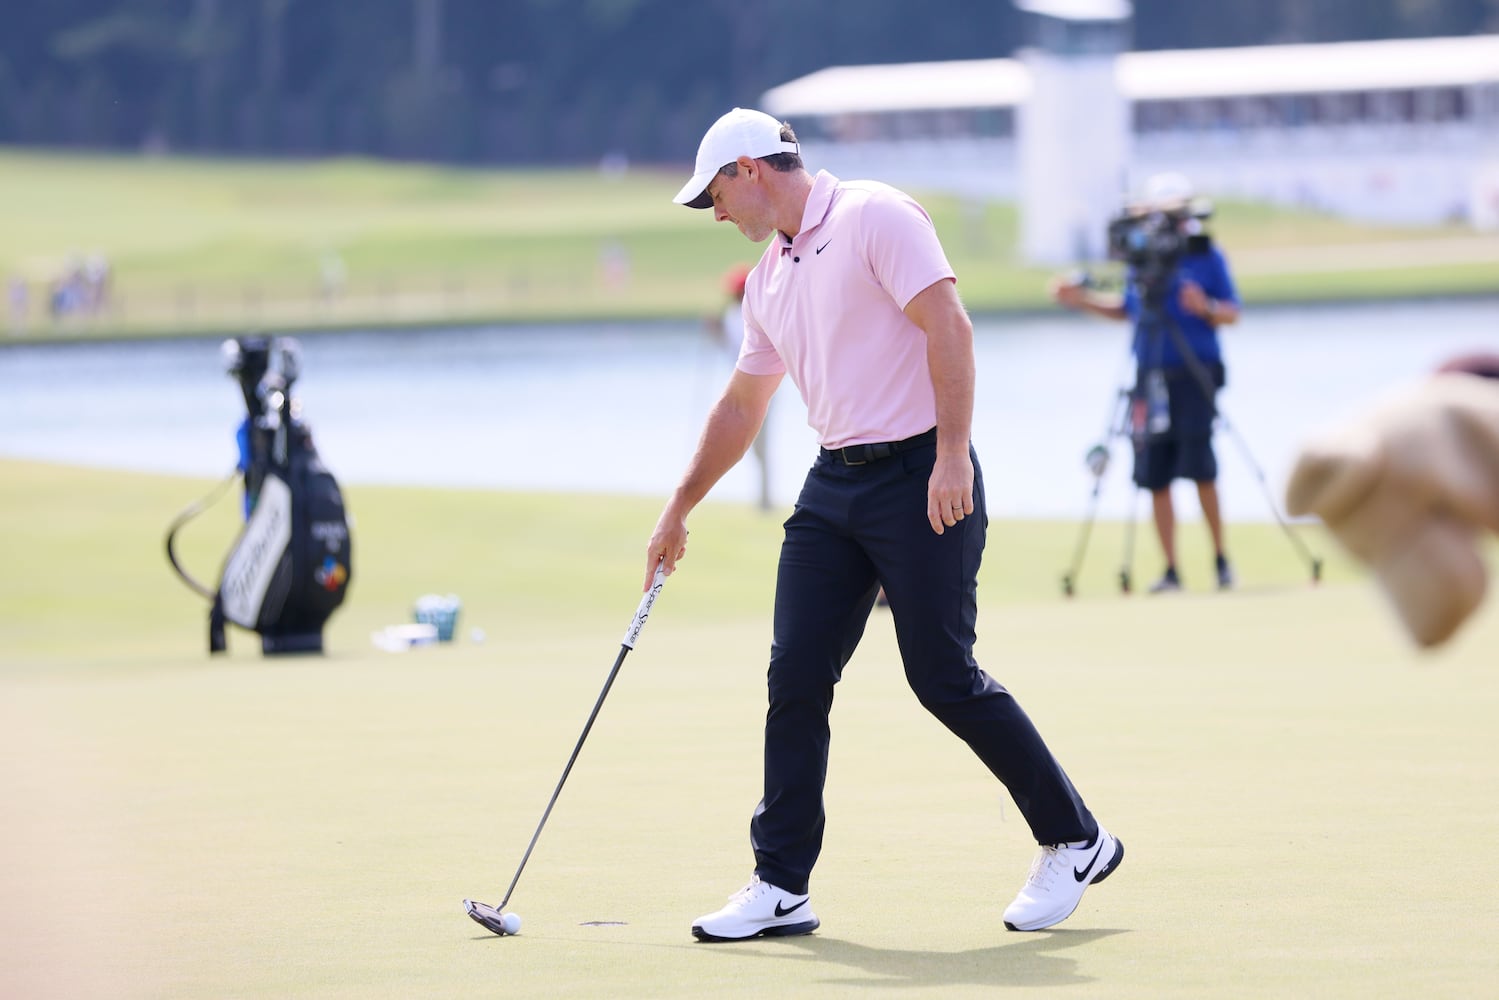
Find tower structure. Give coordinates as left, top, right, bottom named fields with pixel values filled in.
left=1015, top=0, right=1132, bottom=264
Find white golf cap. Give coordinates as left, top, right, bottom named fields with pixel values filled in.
left=673, top=107, right=800, bottom=210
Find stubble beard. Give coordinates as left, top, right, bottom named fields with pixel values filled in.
left=732, top=208, right=774, bottom=244
left=737, top=221, right=773, bottom=243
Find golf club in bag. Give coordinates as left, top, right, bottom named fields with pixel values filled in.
left=464, top=565, right=669, bottom=938
left=165, top=336, right=353, bottom=655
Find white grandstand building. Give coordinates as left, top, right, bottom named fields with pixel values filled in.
left=760, top=31, right=1499, bottom=261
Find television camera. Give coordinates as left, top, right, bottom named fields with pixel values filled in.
left=1105, top=196, right=1214, bottom=302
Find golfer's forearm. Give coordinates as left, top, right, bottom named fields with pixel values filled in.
left=906, top=281, right=976, bottom=453
left=670, top=397, right=764, bottom=510
left=927, top=327, right=976, bottom=452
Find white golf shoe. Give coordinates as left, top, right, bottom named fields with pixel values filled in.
left=691, top=875, right=820, bottom=941
left=1003, top=825, right=1124, bottom=932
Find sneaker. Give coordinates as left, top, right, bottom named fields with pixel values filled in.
left=1148, top=567, right=1181, bottom=593
left=1215, top=555, right=1235, bottom=590
left=1003, top=825, right=1124, bottom=932
left=691, top=876, right=820, bottom=942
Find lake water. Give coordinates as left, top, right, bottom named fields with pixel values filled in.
left=1, top=298, right=1495, bottom=522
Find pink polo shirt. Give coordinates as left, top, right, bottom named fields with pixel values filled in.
left=737, top=170, right=957, bottom=450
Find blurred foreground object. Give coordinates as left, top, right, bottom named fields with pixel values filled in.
left=1285, top=362, right=1499, bottom=647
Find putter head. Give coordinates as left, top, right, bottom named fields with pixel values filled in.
left=463, top=898, right=511, bottom=936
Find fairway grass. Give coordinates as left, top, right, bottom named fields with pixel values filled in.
left=3, top=461, right=1497, bottom=999
left=2, top=149, right=1496, bottom=340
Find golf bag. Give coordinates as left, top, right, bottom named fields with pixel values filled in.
left=166, top=336, right=353, bottom=655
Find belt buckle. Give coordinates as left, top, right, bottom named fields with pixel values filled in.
left=839, top=446, right=867, bottom=466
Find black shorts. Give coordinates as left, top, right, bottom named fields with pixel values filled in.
left=1132, top=365, right=1222, bottom=491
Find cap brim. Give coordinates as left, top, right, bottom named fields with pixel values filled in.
left=673, top=169, right=717, bottom=210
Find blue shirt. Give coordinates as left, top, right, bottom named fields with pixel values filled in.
left=1123, top=244, right=1237, bottom=371
left=235, top=418, right=253, bottom=519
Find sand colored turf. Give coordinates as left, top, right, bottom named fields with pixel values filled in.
left=2, top=460, right=1497, bottom=999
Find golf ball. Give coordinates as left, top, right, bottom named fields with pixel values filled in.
left=501, top=912, right=521, bottom=935
left=470, top=627, right=486, bottom=644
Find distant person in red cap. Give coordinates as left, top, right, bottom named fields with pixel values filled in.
left=707, top=261, right=772, bottom=509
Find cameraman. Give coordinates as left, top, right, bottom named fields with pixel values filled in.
left=1051, top=173, right=1241, bottom=593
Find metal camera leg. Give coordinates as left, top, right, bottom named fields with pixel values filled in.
left=1061, top=387, right=1132, bottom=598
left=1119, top=488, right=1138, bottom=594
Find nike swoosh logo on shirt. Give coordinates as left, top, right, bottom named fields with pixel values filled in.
left=774, top=899, right=809, bottom=917
left=816, top=240, right=831, bottom=254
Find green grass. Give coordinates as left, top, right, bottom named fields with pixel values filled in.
left=4, top=459, right=1499, bottom=998
left=1, top=148, right=1495, bottom=341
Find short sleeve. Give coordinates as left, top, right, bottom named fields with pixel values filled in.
left=736, top=298, right=785, bottom=376
left=859, top=189, right=956, bottom=310
left=1206, top=246, right=1239, bottom=306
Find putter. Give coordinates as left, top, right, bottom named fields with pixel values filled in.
left=463, top=564, right=669, bottom=937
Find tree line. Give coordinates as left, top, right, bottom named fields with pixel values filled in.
left=2, top=0, right=1494, bottom=166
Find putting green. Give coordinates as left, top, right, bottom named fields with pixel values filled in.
left=2, top=461, right=1496, bottom=998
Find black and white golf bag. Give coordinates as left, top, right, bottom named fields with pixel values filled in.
left=167, top=336, right=353, bottom=655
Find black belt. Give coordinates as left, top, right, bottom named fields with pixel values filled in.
left=821, top=427, right=937, bottom=466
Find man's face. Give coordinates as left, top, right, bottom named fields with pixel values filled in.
left=706, top=160, right=773, bottom=243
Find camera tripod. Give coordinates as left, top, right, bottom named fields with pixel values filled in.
left=1060, top=360, right=1138, bottom=597
left=1060, top=292, right=1323, bottom=597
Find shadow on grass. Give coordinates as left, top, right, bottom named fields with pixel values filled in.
left=716, top=928, right=1131, bottom=990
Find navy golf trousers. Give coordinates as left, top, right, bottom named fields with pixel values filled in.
left=749, top=433, right=1097, bottom=895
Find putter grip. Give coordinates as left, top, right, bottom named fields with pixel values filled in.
left=622, top=566, right=668, bottom=649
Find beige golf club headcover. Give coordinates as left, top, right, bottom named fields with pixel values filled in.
left=1285, top=372, right=1499, bottom=647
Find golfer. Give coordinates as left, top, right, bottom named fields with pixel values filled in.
left=645, top=107, right=1122, bottom=942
